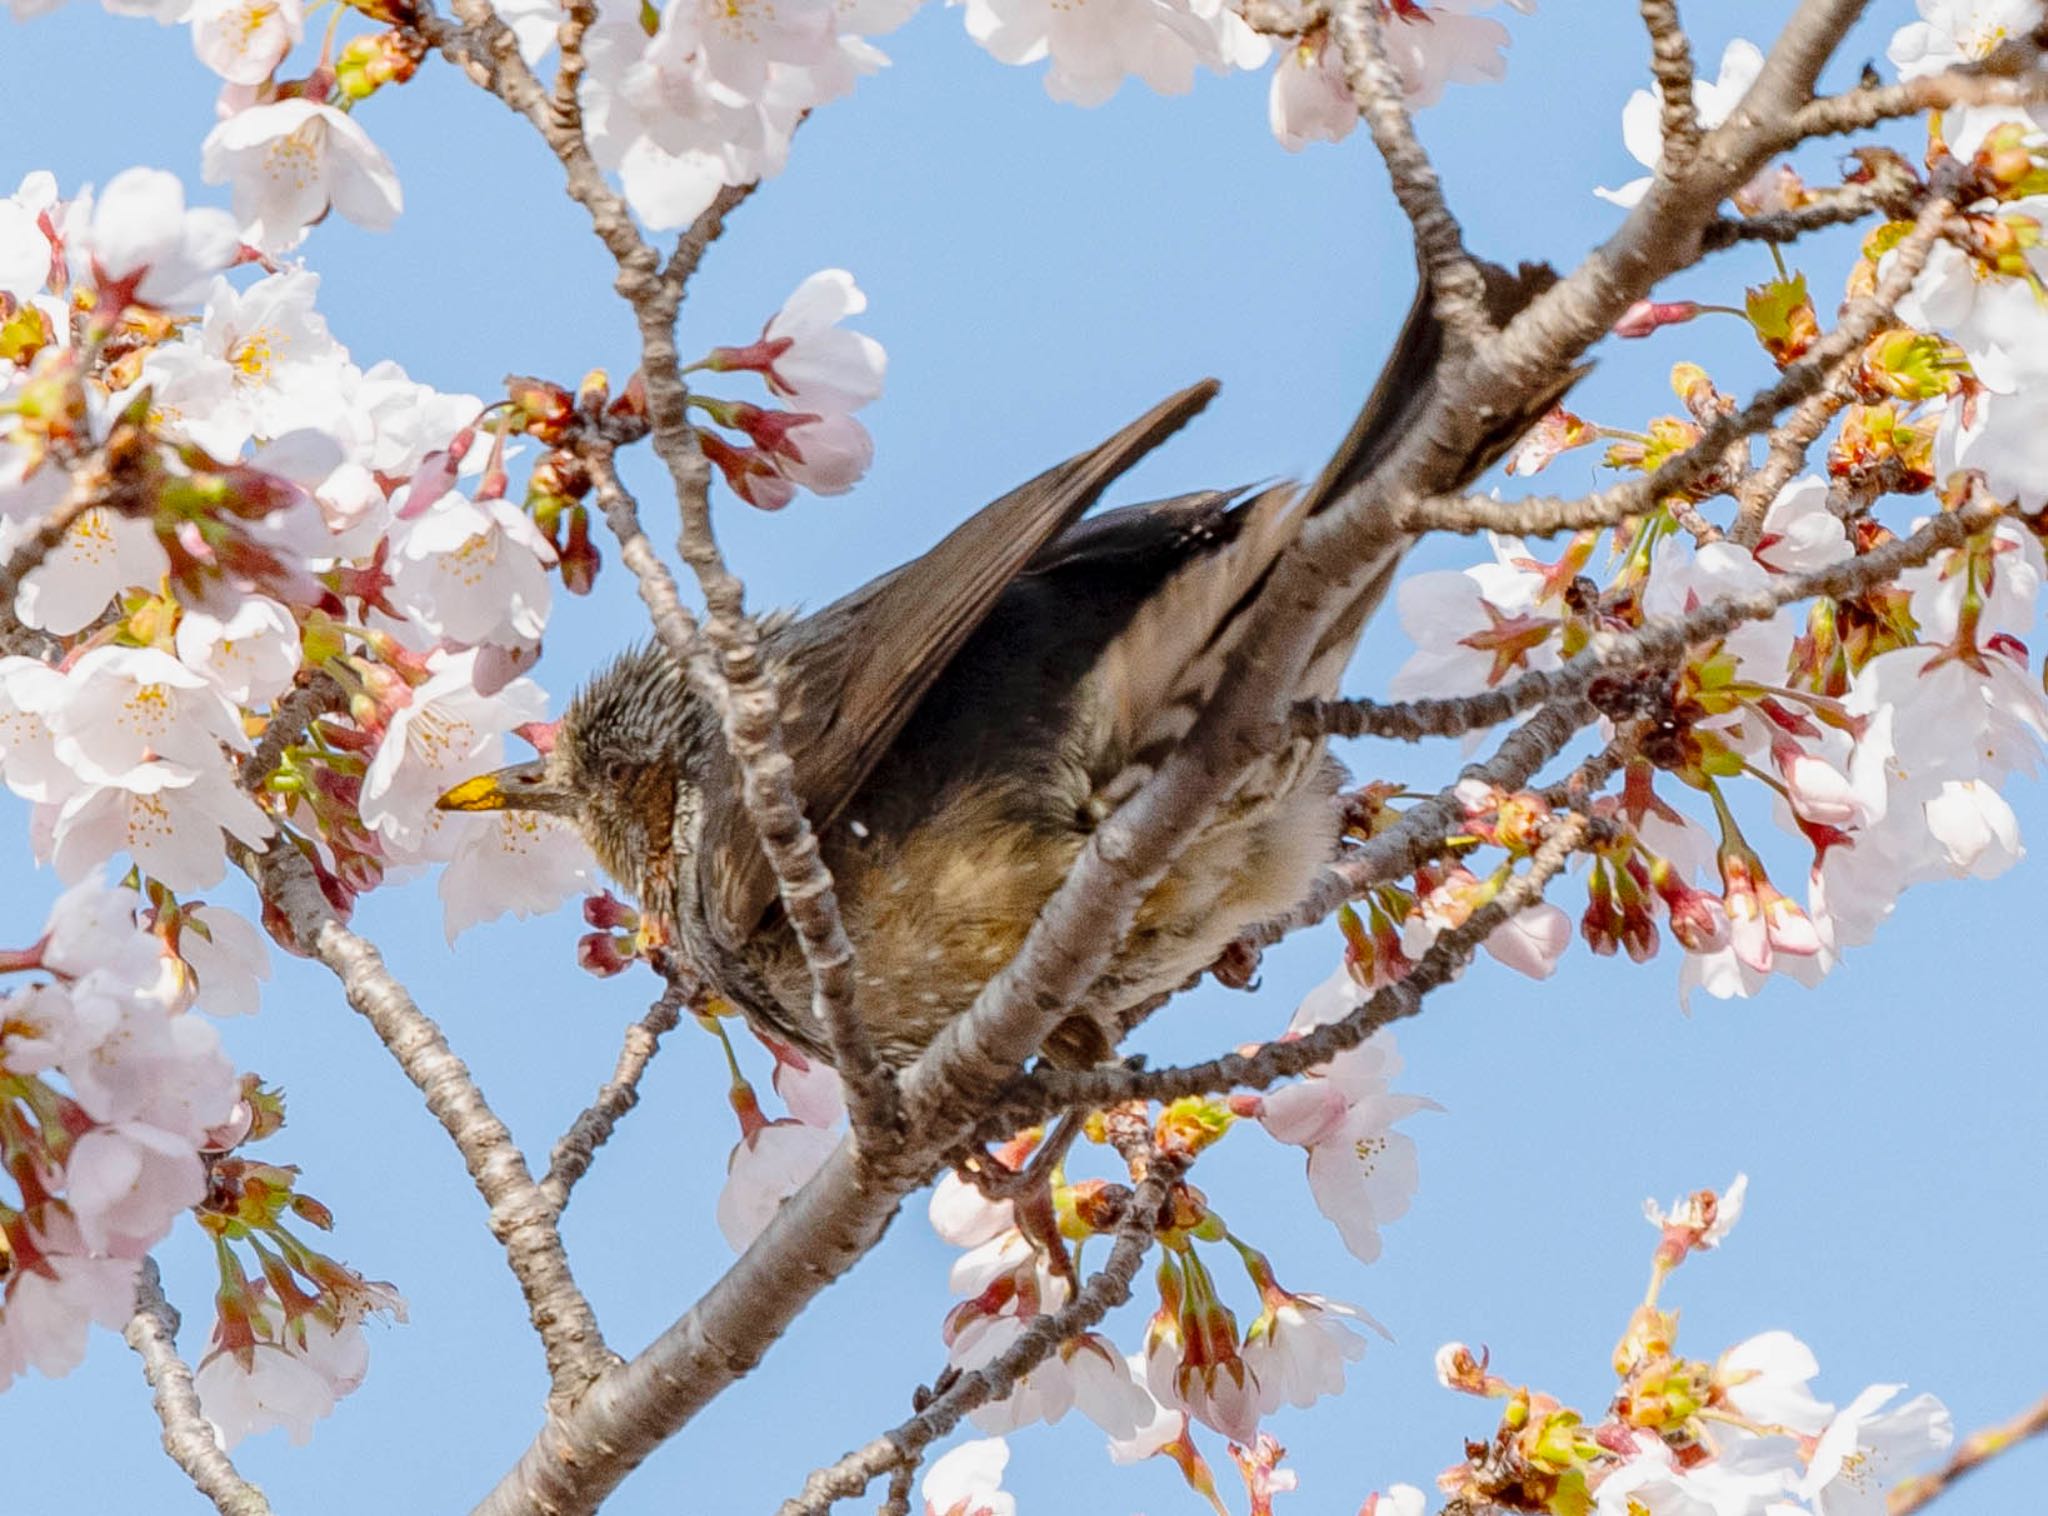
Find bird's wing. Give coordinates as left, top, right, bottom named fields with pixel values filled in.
left=697, top=379, right=1221, bottom=949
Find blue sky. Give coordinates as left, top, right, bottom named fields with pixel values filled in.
left=2, top=2, right=2044, bottom=1512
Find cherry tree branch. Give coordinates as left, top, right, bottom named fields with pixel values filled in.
left=240, top=671, right=346, bottom=793
left=1296, top=489, right=2002, bottom=749
left=123, top=1257, right=274, bottom=1516
left=464, top=3, right=1918, bottom=1507
left=239, top=838, right=615, bottom=1399
left=540, top=974, right=694, bottom=1215
left=1639, top=0, right=1702, bottom=168
left=1006, top=814, right=1590, bottom=1129
left=1888, top=1389, right=2048, bottom=1514
left=422, top=0, right=898, bottom=1148
left=780, top=1154, right=1184, bottom=1515
left=1326, top=0, right=1491, bottom=339
left=1028, top=814, right=1590, bottom=1117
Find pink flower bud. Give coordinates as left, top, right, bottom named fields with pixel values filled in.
left=1613, top=299, right=1703, bottom=339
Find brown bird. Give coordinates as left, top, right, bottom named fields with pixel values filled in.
left=439, top=265, right=1573, bottom=1068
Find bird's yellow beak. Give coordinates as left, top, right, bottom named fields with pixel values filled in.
left=436, top=769, right=518, bottom=812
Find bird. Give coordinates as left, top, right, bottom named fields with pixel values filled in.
left=438, top=262, right=1577, bottom=1070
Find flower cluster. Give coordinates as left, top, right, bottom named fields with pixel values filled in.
left=920, top=969, right=1434, bottom=1495
left=1433, top=1178, right=1953, bottom=1516
left=0, top=881, right=241, bottom=1390
left=1386, top=21, right=2048, bottom=1008
left=0, top=164, right=621, bottom=940
left=692, top=269, right=888, bottom=509
left=22, top=0, right=1535, bottom=237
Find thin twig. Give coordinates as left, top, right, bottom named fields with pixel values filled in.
left=1326, top=0, right=1491, bottom=339
left=878, top=1461, right=916, bottom=1516
left=240, top=672, right=345, bottom=793
left=1640, top=0, right=1702, bottom=169
left=780, top=1156, right=1182, bottom=1514
left=123, top=1258, right=275, bottom=1516
left=1888, top=1389, right=2048, bottom=1514
left=1020, top=816, right=1591, bottom=1119
left=1297, top=491, right=2002, bottom=751
left=1395, top=187, right=1955, bottom=547
left=540, top=975, right=693, bottom=1214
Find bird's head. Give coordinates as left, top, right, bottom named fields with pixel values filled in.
left=436, top=646, right=706, bottom=918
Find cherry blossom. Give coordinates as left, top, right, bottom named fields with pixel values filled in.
left=200, top=99, right=404, bottom=253
left=1597, top=38, right=1764, bottom=206
left=46, top=644, right=251, bottom=788
left=712, top=269, right=887, bottom=414
left=921, top=1437, right=1016, bottom=1516
left=141, top=268, right=353, bottom=456
left=358, top=650, right=550, bottom=853
left=1245, top=973, right=1435, bottom=1262
left=1799, top=1384, right=1953, bottom=1515
left=11, top=509, right=172, bottom=636
left=388, top=494, right=558, bottom=653
left=1241, top=1286, right=1382, bottom=1413
left=189, top=0, right=304, bottom=84
left=50, top=767, right=274, bottom=892
left=193, top=1288, right=382, bottom=1448
left=1887, top=0, right=2043, bottom=82
left=439, top=810, right=599, bottom=940
left=1714, top=1330, right=1834, bottom=1436
left=1381, top=0, right=1528, bottom=108
left=174, top=595, right=302, bottom=706
left=1269, top=30, right=1352, bottom=150
left=62, top=167, right=241, bottom=308
left=954, top=0, right=1266, bottom=106
left=1755, top=476, right=1851, bottom=574
left=176, top=902, right=272, bottom=1017
left=715, top=1119, right=841, bottom=1250
left=1388, top=534, right=1558, bottom=701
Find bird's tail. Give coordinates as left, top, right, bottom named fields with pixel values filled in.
left=1295, top=258, right=1583, bottom=700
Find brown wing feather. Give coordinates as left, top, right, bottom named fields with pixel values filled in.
left=700, top=379, right=1221, bottom=948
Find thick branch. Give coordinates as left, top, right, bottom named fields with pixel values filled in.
left=1888, top=1389, right=2048, bottom=1514
left=240, top=839, right=613, bottom=1397
left=781, top=1158, right=1181, bottom=1515
left=540, top=975, right=692, bottom=1214
left=124, top=1258, right=274, bottom=1516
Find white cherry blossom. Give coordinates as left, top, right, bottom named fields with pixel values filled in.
left=175, top=595, right=302, bottom=705
left=178, top=902, right=272, bottom=1017
left=920, top=1437, right=1015, bottom=1516
left=1269, top=30, right=1354, bottom=151
left=957, top=0, right=1267, bottom=108
left=438, top=810, right=598, bottom=940
left=358, top=650, right=549, bottom=850
left=12, top=508, right=171, bottom=636
left=201, top=99, right=404, bottom=253
left=1801, top=1385, right=1953, bottom=1516
left=49, top=764, right=274, bottom=891
left=1242, top=1290, right=1382, bottom=1413
left=716, top=1119, right=841, bottom=1250
left=64, top=1120, right=208, bottom=1255
left=46, top=645, right=251, bottom=790
left=389, top=495, right=557, bottom=652
left=189, top=0, right=303, bottom=84
left=1888, top=0, right=2042, bottom=80
left=1755, top=476, right=1851, bottom=574
left=1715, top=1330, right=1834, bottom=1436
left=1598, top=38, right=1764, bottom=206
left=64, top=167, right=241, bottom=308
